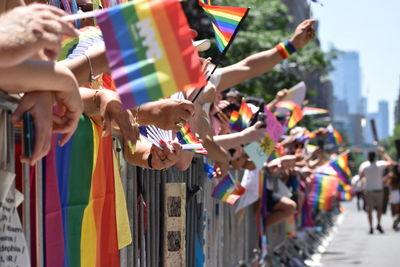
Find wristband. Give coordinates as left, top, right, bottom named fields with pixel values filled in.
left=275, top=40, right=296, bottom=59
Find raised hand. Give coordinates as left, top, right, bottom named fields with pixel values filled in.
left=289, top=19, right=316, bottom=50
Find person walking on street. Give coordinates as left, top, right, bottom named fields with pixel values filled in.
left=359, top=147, right=395, bottom=234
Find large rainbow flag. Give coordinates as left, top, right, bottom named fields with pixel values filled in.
left=275, top=100, right=304, bottom=129
left=212, top=173, right=245, bottom=205
left=309, top=173, right=339, bottom=211
left=197, top=0, right=249, bottom=53
left=44, top=116, right=131, bottom=267
left=229, top=100, right=253, bottom=132
left=96, top=0, right=206, bottom=108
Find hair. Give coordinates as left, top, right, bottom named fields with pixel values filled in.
left=368, top=151, right=376, bottom=162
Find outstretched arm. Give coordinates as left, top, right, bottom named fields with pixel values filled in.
left=216, top=19, right=315, bottom=92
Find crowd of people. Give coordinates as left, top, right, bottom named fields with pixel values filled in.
left=4, top=0, right=396, bottom=266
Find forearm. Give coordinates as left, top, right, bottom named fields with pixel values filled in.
left=0, top=60, right=78, bottom=93
left=381, top=152, right=395, bottom=165
left=62, top=43, right=109, bottom=86
left=203, top=135, right=229, bottom=163
left=79, top=87, right=100, bottom=116
left=213, top=131, right=250, bottom=149
left=124, top=137, right=151, bottom=168
left=217, top=48, right=282, bottom=92
left=174, top=151, right=194, bottom=171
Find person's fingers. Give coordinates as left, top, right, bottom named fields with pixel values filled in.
left=58, top=130, right=74, bottom=147
left=11, top=101, right=31, bottom=123
left=179, top=100, right=195, bottom=116
left=32, top=3, right=67, bottom=17
left=155, top=142, right=168, bottom=160
left=102, top=114, right=112, bottom=138
left=253, top=121, right=263, bottom=129
left=30, top=120, right=48, bottom=165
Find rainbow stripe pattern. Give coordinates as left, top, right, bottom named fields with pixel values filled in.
left=275, top=40, right=296, bottom=59
left=309, top=173, right=339, bottom=211
left=44, top=116, right=130, bottom=267
left=198, top=0, right=249, bottom=53
left=212, top=173, right=245, bottom=205
left=176, top=124, right=207, bottom=154
left=275, top=100, right=304, bottom=129
left=229, top=100, right=253, bottom=132
left=327, top=124, right=344, bottom=145
left=58, top=26, right=103, bottom=61
left=330, top=153, right=352, bottom=185
left=302, top=107, right=329, bottom=116
left=96, top=0, right=206, bottom=109
left=338, top=182, right=352, bottom=201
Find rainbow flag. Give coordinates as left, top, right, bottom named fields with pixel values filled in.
left=44, top=116, right=129, bottom=267
left=212, top=173, right=245, bottom=205
left=302, top=107, right=329, bottom=116
left=229, top=100, right=253, bottom=132
left=327, top=124, right=344, bottom=145
left=198, top=0, right=249, bottom=53
left=275, top=100, right=304, bottom=129
left=329, top=153, right=352, bottom=185
left=309, top=173, right=339, bottom=211
left=96, top=0, right=206, bottom=109
left=338, top=182, right=352, bottom=201
left=58, top=26, right=103, bottom=61
left=176, top=123, right=207, bottom=154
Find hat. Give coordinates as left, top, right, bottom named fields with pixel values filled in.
left=193, top=39, right=211, bottom=52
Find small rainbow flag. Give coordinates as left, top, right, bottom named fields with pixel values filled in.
left=309, top=173, right=339, bottom=211
left=327, top=124, right=344, bottom=145
left=275, top=100, right=304, bottom=129
left=229, top=100, right=253, bottom=132
left=212, top=173, right=245, bottom=205
left=302, top=107, right=329, bottom=116
left=198, top=0, right=249, bottom=53
left=329, top=153, right=352, bottom=185
left=96, top=0, right=206, bottom=109
left=176, top=124, right=207, bottom=154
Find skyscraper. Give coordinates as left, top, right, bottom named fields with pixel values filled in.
left=331, top=51, right=362, bottom=115
left=378, top=100, right=389, bottom=139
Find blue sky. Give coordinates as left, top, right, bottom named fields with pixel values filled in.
left=312, top=0, right=400, bottom=133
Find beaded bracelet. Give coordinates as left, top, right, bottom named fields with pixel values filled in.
left=275, top=40, right=296, bottom=59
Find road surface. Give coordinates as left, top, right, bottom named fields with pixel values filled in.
left=320, top=200, right=400, bottom=267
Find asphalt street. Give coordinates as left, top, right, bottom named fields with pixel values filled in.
left=320, top=200, right=400, bottom=267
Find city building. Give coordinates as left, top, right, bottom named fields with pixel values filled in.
left=330, top=51, right=362, bottom=115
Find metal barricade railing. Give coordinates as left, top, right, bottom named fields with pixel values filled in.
left=0, top=91, right=339, bottom=267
